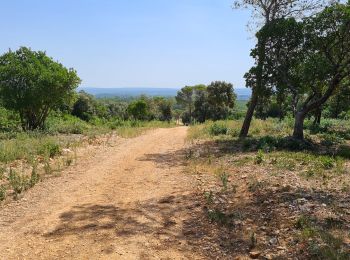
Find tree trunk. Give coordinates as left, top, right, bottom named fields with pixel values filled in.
left=239, top=32, right=268, bottom=138
left=313, top=109, right=321, bottom=126
left=240, top=90, right=258, bottom=138
left=291, top=92, right=299, bottom=118
left=293, top=111, right=306, bottom=140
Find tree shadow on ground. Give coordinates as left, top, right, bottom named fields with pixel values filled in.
left=44, top=138, right=350, bottom=259
left=137, top=148, right=187, bottom=168
left=186, top=135, right=350, bottom=160
left=43, top=179, right=350, bottom=259
left=44, top=193, right=239, bottom=258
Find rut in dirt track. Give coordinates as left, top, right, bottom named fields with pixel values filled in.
left=0, top=127, right=207, bottom=260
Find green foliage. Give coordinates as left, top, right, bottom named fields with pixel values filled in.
left=0, top=47, right=81, bottom=130
left=0, top=185, right=6, bottom=201
left=0, top=107, right=20, bottom=131
left=39, top=142, right=61, bottom=158
left=248, top=180, right=266, bottom=192
left=181, top=111, right=191, bottom=125
left=72, top=91, right=96, bottom=121
left=154, top=97, right=173, bottom=122
left=209, top=123, right=229, bottom=136
left=0, top=134, right=64, bottom=163
left=254, top=150, right=264, bottom=164
left=219, top=172, right=229, bottom=190
left=337, top=145, right=350, bottom=159
left=29, top=165, right=40, bottom=188
left=127, top=100, right=149, bottom=120
left=207, top=81, right=236, bottom=119
left=207, top=209, right=234, bottom=226
left=204, top=190, right=214, bottom=205
left=319, top=156, right=335, bottom=169
left=8, top=169, right=29, bottom=195
left=240, top=2, right=350, bottom=140
left=45, top=113, right=90, bottom=134
left=176, top=86, right=198, bottom=123
left=295, top=215, right=350, bottom=259
left=192, top=82, right=237, bottom=123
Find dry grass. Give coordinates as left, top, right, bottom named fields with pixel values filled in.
left=185, top=119, right=350, bottom=259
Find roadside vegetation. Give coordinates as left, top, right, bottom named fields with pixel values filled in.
left=0, top=1, right=349, bottom=259
left=179, top=1, right=350, bottom=258
left=0, top=48, right=178, bottom=202
left=186, top=118, right=350, bottom=259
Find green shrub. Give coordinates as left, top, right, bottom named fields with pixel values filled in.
left=320, top=133, right=344, bottom=147
left=209, top=123, right=229, bottom=136
left=0, top=185, right=6, bottom=201
left=45, top=114, right=90, bottom=134
left=257, top=135, right=280, bottom=151
left=255, top=150, right=264, bottom=164
left=204, top=190, right=214, bottom=204
left=0, top=107, right=20, bottom=131
left=29, top=166, right=40, bottom=187
left=207, top=209, right=232, bottom=226
left=39, top=142, right=61, bottom=158
left=319, top=156, right=335, bottom=169
left=219, top=172, right=229, bottom=190
left=248, top=180, right=265, bottom=192
left=337, top=145, right=350, bottom=159
left=8, top=169, right=29, bottom=195
left=242, top=138, right=257, bottom=151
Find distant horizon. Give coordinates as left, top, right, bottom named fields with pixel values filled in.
left=1, top=0, right=253, bottom=88
left=78, top=86, right=252, bottom=100
left=79, top=86, right=250, bottom=90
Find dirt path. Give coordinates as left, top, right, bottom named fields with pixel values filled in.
left=0, top=127, right=205, bottom=260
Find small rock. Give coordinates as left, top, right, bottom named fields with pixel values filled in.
left=277, top=246, right=286, bottom=250
left=263, top=254, right=273, bottom=260
left=269, top=237, right=278, bottom=245
left=273, top=230, right=280, bottom=235
left=249, top=251, right=261, bottom=259
left=296, top=198, right=308, bottom=204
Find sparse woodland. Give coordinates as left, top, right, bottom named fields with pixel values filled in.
left=0, top=1, right=349, bottom=259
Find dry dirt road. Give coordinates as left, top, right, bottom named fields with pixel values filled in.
left=0, top=127, right=206, bottom=260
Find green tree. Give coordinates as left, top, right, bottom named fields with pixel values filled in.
left=127, top=99, right=148, bottom=120
left=253, top=18, right=304, bottom=120
left=154, top=97, right=173, bottom=122
left=0, top=47, right=81, bottom=130
left=207, top=81, right=236, bottom=121
left=234, top=0, right=327, bottom=138
left=258, top=3, right=350, bottom=139
left=176, top=86, right=195, bottom=123
left=325, top=80, right=350, bottom=119
left=291, top=2, right=350, bottom=139
left=176, top=85, right=206, bottom=124
left=105, top=100, right=129, bottom=120
left=193, top=87, right=209, bottom=123
left=72, top=91, right=96, bottom=121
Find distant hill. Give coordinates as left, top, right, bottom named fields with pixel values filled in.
left=234, top=88, right=251, bottom=101
left=78, top=87, right=178, bottom=98
left=78, top=87, right=251, bottom=100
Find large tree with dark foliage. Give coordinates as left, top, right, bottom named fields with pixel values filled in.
left=0, top=47, right=80, bottom=130
left=255, top=2, right=350, bottom=140
left=292, top=2, right=350, bottom=139
left=206, top=81, right=236, bottom=121
left=234, top=0, right=328, bottom=138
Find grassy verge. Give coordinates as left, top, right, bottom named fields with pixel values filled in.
left=184, top=118, right=350, bottom=259
left=0, top=114, right=176, bottom=203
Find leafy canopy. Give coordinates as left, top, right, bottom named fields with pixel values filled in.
left=0, top=47, right=81, bottom=130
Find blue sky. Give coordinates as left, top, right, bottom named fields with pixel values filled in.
left=1, top=0, right=253, bottom=88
